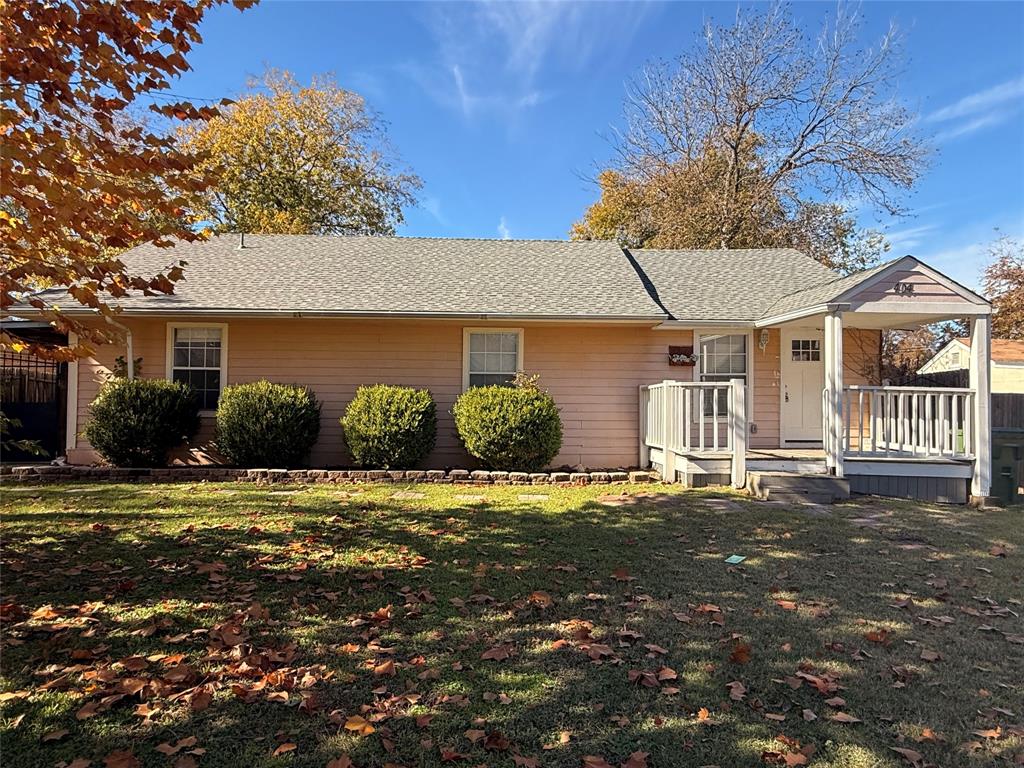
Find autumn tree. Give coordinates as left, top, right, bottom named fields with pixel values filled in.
left=1, top=0, right=255, bottom=357
left=180, top=70, right=421, bottom=236
left=981, top=236, right=1024, bottom=340
left=574, top=3, right=923, bottom=274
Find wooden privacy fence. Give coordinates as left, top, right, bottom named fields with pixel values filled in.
left=992, top=393, right=1024, bottom=432
left=841, top=386, right=975, bottom=459
left=639, top=379, right=747, bottom=487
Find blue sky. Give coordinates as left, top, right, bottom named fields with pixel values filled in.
left=170, top=1, right=1024, bottom=289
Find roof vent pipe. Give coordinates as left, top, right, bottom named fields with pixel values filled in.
left=237, top=232, right=246, bottom=250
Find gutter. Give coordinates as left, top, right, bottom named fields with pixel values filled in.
left=7, top=307, right=670, bottom=324
left=754, top=303, right=850, bottom=328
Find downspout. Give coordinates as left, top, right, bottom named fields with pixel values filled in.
left=105, top=317, right=134, bottom=380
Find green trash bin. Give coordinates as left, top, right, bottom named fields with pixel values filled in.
left=992, top=439, right=1021, bottom=505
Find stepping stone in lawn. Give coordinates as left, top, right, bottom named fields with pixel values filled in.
left=391, top=491, right=425, bottom=500
left=518, top=494, right=549, bottom=502
left=455, top=494, right=488, bottom=503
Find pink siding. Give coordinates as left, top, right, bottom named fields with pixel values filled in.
left=751, top=328, right=781, bottom=448
left=70, top=318, right=692, bottom=469
left=67, top=318, right=882, bottom=468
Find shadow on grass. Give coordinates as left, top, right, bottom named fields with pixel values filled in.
left=1, top=484, right=1021, bottom=767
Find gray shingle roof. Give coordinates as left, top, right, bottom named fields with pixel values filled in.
left=627, top=248, right=839, bottom=322
left=34, top=235, right=666, bottom=319
left=29, top=236, right=905, bottom=323
left=760, top=257, right=900, bottom=318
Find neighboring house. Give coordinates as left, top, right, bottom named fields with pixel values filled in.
left=10, top=235, right=996, bottom=502
left=919, top=338, right=1024, bottom=393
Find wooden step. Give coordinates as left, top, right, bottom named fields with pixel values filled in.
left=746, top=471, right=850, bottom=504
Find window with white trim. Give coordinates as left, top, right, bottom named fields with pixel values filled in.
left=698, top=333, right=748, bottom=415
left=170, top=326, right=224, bottom=409
left=464, top=329, right=522, bottom=388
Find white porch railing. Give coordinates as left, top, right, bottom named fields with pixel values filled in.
left=840, top=386, right=975, bottom=460
left=639, top=379, right=747, bottom=486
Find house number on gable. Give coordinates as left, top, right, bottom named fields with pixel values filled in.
left=893, top=282, right=915, bottom=296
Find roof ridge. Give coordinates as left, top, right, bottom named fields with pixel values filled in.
left=210, top=233, right=613, bottom=245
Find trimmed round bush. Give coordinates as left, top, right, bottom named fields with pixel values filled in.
left=341, top=385, right=437, bottom=469
left=215, top=380, right=321, bottom=467
left=84, top=378, right=200, bottom=467
left=452, top=378, right=562, bottom=471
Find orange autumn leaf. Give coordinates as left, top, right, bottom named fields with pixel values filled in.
left=344, top=715, right=375, bottom=736
left=729, top=642, right=753, bottom=664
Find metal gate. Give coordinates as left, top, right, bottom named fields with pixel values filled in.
left=1, top=350, right=66, bottom=463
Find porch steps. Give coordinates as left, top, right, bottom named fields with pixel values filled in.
left=746, top=471, right=850, bottom=505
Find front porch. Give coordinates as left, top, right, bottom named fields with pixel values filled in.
left=638, top=257, right=994, bottom=503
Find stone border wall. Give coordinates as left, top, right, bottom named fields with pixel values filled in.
left=1, top=465, right=657, bottom=486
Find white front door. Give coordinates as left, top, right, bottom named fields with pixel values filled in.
left=780, top=327, right=825, bottom=444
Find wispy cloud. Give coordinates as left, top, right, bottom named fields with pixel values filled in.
left=421, top=196, right=448, bottom=227
left=408, top=2, right=651, bottom=119
left=926, top=75, right=1024, bottom=143
left=916, top=220, right=1024, bottom=290
left=926, top=76, right=1024, bottom=123
left=933, top=113, right=1006, bottom=143
left=497, top=216, right=512, bottom=240
left=884, top=222, right=940, bottom=251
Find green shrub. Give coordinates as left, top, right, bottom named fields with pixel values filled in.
left=84, top=378, right=200, bottom=467
left=215, top=380, right=321, bottom=467
left=452, top=375, right=562, bottom=471
left=341, top=385, right=437, bottom=469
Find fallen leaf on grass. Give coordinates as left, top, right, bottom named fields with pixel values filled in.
left=528, top=591, right=553, bottom=608
left=972, top=726, right=1001, bottom=739
left=729, top=642, right=753, bottom=664
left=583, top=757, right=615, bottom=768
left=919, top=649, right=941, bottom=662
left=103, top=752, right=140, bottom=768
left=697, top=707, right=711, bottom=721
left=830, top=712, right=862, bottom=724
left=865, top=629, right=891, bottom=645
left=272, top=743, right=297, bottom=757
left=775, top=600, right=798, bottom=611
left=344, top=715, right=375, bottom=735
left=42, top=728, right=69, bottom=742
left=726, top=681, right=747, bottom=701
left=611, top=567, right=635, bottom=582
left=481, top=644, right=513, bottom=661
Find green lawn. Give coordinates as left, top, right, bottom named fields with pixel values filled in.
left=0, top=482, right=1021, bottom=768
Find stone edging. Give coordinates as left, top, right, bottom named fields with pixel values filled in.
left=1, top=465, right=657, bottom=486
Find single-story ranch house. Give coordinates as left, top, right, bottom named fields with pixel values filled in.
left=26, top=234, right=995, bottom=503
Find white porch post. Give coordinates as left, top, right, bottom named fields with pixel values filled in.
left=730, top=377, right=747, bottom=488
left=638, top=385, right=650, bottom=469
left=662, top=380, right=677, bottom=483
left=824, top=311, right=845, bottom=477
left=969, top=316, right=992, bottom=500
